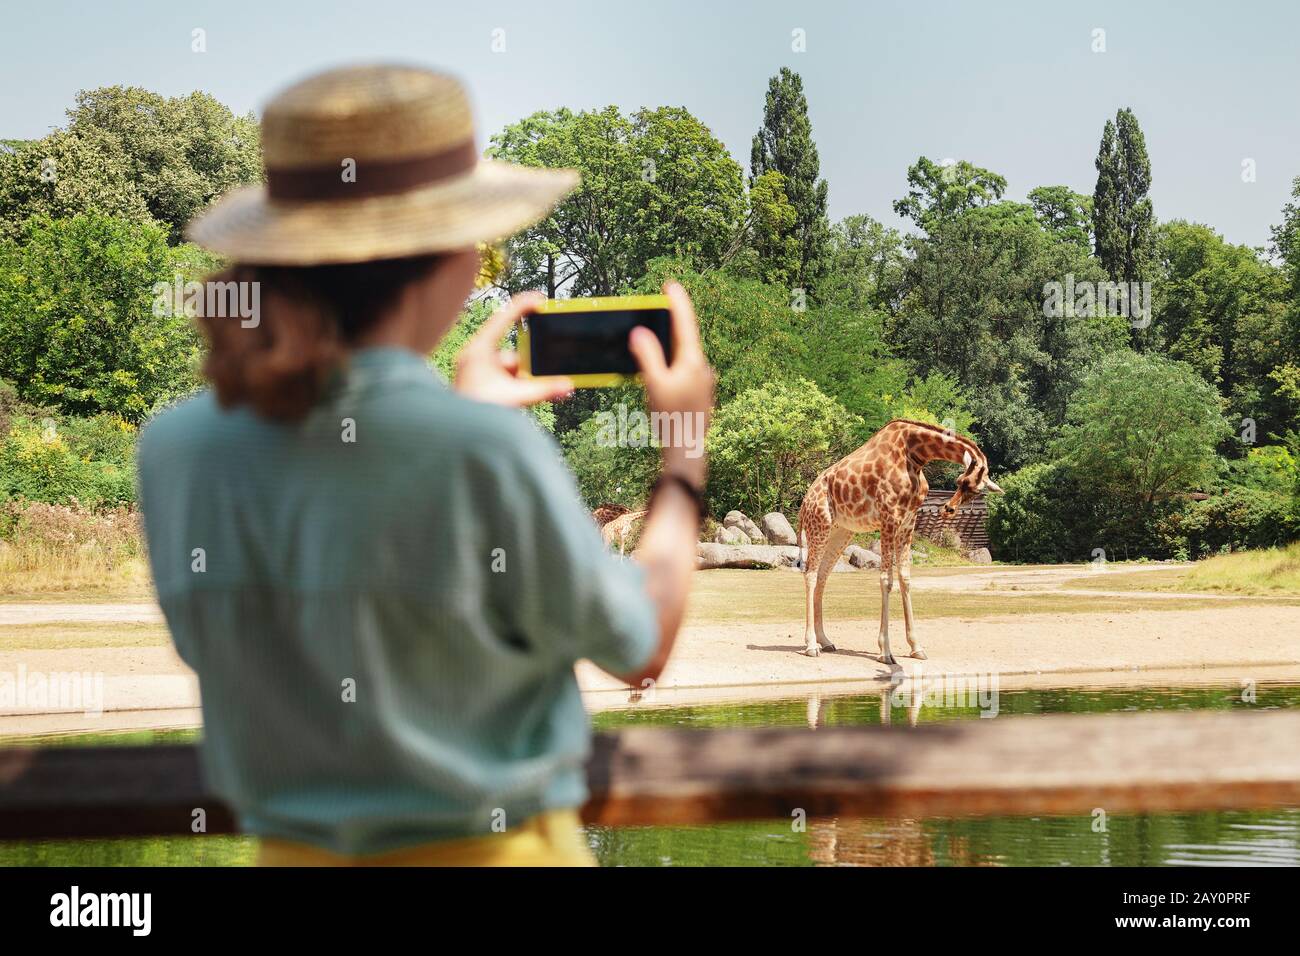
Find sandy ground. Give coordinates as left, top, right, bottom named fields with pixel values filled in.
left=3, top=564, right=1299, bottom=735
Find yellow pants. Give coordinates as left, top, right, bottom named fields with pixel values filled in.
left=256, top=809, right=596, bottom=867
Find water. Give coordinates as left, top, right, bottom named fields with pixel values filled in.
left=580, top=681, right=1300, bottom=867
left=3, top=683, right=1298, bottom=866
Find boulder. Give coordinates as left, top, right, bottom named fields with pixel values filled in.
left=845, top=544, right=881, bottom=569
left=722, top=510, right=765, bottom=543
left=868, top=538, right=881, bottom=554
left=969, top=547, right=993, bottom=565
left=697, top=543, right=801, bottom=570
left=714, top=525, right=749, bottom=546
left=760, top=512, right=797, bottom=546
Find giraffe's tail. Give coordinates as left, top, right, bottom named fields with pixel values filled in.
left=796, top=525, right=806, bottom=572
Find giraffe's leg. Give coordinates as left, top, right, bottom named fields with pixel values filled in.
left=877, top=523, right=897, bottom=666
left=814, top=527, right=851, bottom=651
left=897, top=524, right=926, bottom=659
left=800, top=499, right=833, bottom=657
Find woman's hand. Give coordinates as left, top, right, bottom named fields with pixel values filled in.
left=615, top=281, right=714, bottom=688
left=453, top=292, right=574, bottom=407
left=627, top=281, right=715, bottom=485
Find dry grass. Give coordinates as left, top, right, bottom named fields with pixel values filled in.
left=0, top=501, right=150, bottom=600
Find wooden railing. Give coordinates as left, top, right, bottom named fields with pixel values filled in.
left=2, top=710, right=1299, bottom=840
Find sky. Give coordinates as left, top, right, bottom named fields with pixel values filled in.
left=2, top=0, right=1296, bottom=249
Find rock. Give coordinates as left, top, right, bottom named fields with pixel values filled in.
left=845, top=544, right=881, bottom=569
left=969, top=547, right=993, bottom=565
left=722, top=510, right=765, bottom=543
left=868, top=538, right=881, bottom=554
left=760, top=512, right=797, bottom=546
left=714, top=525, right=749, bottom=546
left=697, top=543, right=801, bottom=570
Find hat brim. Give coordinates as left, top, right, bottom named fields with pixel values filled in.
left=186, top=160, right=579, bottom=265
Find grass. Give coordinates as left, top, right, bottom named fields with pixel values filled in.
left=1060, top=545, right=1300, bottom=597
left=0, top=621, right=168, bottom=651
left=1181, top=541, right=1300, bottom=595
left=683, top=568, right=1277, bottom=627
left=0, top=557, right=152, bottom=603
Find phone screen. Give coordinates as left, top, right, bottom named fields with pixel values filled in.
left=525, top=308, right=673, bottom=376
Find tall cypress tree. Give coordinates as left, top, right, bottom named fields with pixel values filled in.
left=1092, top=107, right=1155, bottom=283
left=750, top=68, right=830, bottom=290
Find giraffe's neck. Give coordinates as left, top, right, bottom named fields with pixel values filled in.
left=901, top=425, right=980, bottom=470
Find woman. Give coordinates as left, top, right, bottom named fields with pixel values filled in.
left=137, top=65, right=713, bottom=866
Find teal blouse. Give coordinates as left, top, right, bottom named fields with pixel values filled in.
left=137, top=347, right=657, bottom=854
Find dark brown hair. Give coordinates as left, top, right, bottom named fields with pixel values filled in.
left=197, top=255, right=444, bottom=421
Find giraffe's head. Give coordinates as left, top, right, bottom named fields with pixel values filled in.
left=940, top=449, right=1003, bottom=517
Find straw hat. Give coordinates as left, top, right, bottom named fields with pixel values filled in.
left=187, top=64, right=579, bottom=265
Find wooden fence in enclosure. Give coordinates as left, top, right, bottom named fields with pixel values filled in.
left=2, top=709, right=1299, bottom=841
left=915, top=490, right=989, bottom=553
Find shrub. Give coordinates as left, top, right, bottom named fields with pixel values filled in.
left=986, top=461, right=1088, bottom=563
left=0, top=399, right=136, bottom=508
left=986, top=459, right=1179, bottom=563
left=707, top=378, right=859, bottom=518
left=1221, top=445, right=1299, bottom=495
left=1158, top=487, right=1300, bottom=559
left=0, top=214, right=203, bottom=420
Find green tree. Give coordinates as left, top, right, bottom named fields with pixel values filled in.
left=892, top=157, right=1007, bottom=231
left=1092, top=108, right=1155, bottom=284
left=638, top=257, right=807, bottom=405
left=749, top=68, right=830, bottom=289
left=0, top=214, right=203, bottom=420
left=1273, top=175, right=1300, bottom=303
left=719, top=170, right=800, bottom=286
left=0, top=129, right=154, bottom=242
left=1153, top=221, right=1289, bottom=436
left=489, top=106, right=745, bottom=296
left=707, top=379, right=859, bottom=517
left=820, top=213, right=907, bottom=315
left=1055, top=352, right=1229, bottom=507
left=64, top=87, right=262, bottom=243
left=892, top=201, right=1129, bottom=468
left=1028, top=185, right=1093, bottom=252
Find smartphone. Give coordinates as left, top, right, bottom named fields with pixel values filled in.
left=517, top=294, right=673, bottom=388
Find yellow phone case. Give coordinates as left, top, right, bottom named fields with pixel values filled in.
left=517, top=294, right=671, bottom=389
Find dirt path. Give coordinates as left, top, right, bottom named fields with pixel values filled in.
left=577, top=604, right=1300, bottom=696
left=3, top=564, right=1299, bottom=735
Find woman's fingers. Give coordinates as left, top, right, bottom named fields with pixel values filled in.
left=511, top=375, right=574, bottom=405
left=467, top=291, right=545, bottom=356
left=663, top=281, right=703, bottom=361
left=629, top=325, right=670, bottom=380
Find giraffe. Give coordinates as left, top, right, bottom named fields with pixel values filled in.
left=796, top=420, right=1003, bottom=662
left=601, top=510, right=647, bottom=556
left=591, top=504, right=647, bottom=557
